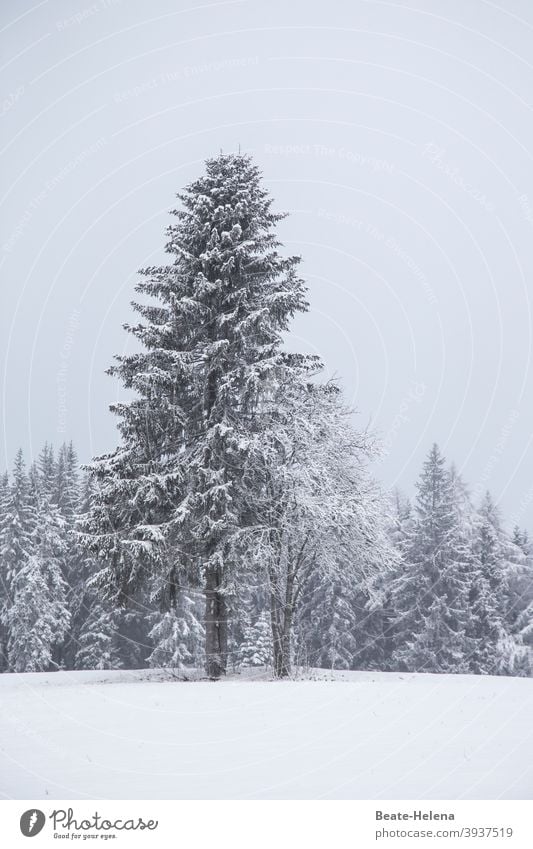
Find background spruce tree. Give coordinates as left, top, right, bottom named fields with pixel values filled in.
left=75, top=600, right=123, bottom=671
left=1, top=450, right=35, bottom=589
left=371, top=489, right=416, bottom=670
left=296, top=570, right=360, bottom=670
left=237, top=610, right=272, bottom=669
left=513, top=529, right=533, bottom=657
left=506, top=528, right=533, bottom=635
left=146, top=567, right=204, bottom=669
left=4, top=469, right=70, bottom=672
left=54, top=444, right=91, bottom=669
left=469, top=493, right=508, bottom=673
left=501, top=527, right=533, bottom=674
left=391, top=446, right=473, bottom=672
left=0, top=451, right=36, bottom=670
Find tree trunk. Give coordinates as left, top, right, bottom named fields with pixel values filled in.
left=272, top=626, right=291, bottom=677
left=0, top=626, right=8, bottom=673
left=202, top=352, right=230, bottom=680
left=278, top=606, right=293, bottom=678
left=270, top=592, right=293, bottom=678
left=271, top=616, right=284, bottom=678
left=205, top=564, right=228, bottom=678
left=273, top=631, right=292, bottom=677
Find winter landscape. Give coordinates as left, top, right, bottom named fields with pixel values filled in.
left=2, top=0, right=533, bottom=804
left=0, top=151, right=532, bottom=800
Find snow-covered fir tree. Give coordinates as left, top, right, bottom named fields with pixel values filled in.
left=501, top=527, right=533, bottom=675
left=38, top=443, right=56, bottom=498
left=513, top=529, right=533, bottom=660
left=5, top=556, right=58, bottom=672
left=4, top=474, right=70, bottom=672
left=229, top=571, right=269, bottom=671
left=53, top=444, right=93, bottom=669
left=388, top=489, right=416, bottom=555
left=469, top=493, right=510, bottom=674
left=506, top=528, right=533, bottom=633
left=296, top=570, right=360, bottom=670
left=516, top=599, right=533, bottom=661
left=74, top=600, right=122, bottom=670
left=391, top=446, right=473, bottom=673
left=147, top=597, right=204, bottom=670
left=366, top=489, right=417, bottom=671
left=237, top=610, right=272, bottom=669
left=81, top=153, right=311, bottom=678
left=1, top=450, right=35, bottom=588
left=55, top=443, right=80, bottom=520
left=145, top=563, right=204, bottom=669
left=0, top=452, right=37, bottom=670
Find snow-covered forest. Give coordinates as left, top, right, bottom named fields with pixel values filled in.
left=1, top=154, right=532, bottom=680
left=0, top=439, right=531, bottom=678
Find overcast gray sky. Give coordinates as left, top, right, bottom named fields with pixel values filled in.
left=1, top=0, right=532, bottom=529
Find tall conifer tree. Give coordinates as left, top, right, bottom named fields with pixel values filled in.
left=81, top=154, right=310, bottom=677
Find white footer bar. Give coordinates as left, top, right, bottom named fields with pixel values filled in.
left=1, top=799, right=531, bottom=848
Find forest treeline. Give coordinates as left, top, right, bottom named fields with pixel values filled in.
left=0, top=441, right=531, bottom=676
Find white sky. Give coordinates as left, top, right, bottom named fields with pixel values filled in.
left=1, top=0, right=532, bottom=529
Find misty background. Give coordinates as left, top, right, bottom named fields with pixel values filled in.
left=1, top=0, right=532, bottom=530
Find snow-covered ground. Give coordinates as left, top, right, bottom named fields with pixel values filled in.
left=0, top=668, right=531, bottom=799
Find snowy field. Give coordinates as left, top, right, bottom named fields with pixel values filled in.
left=0, top=668, right=531, bottom=800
